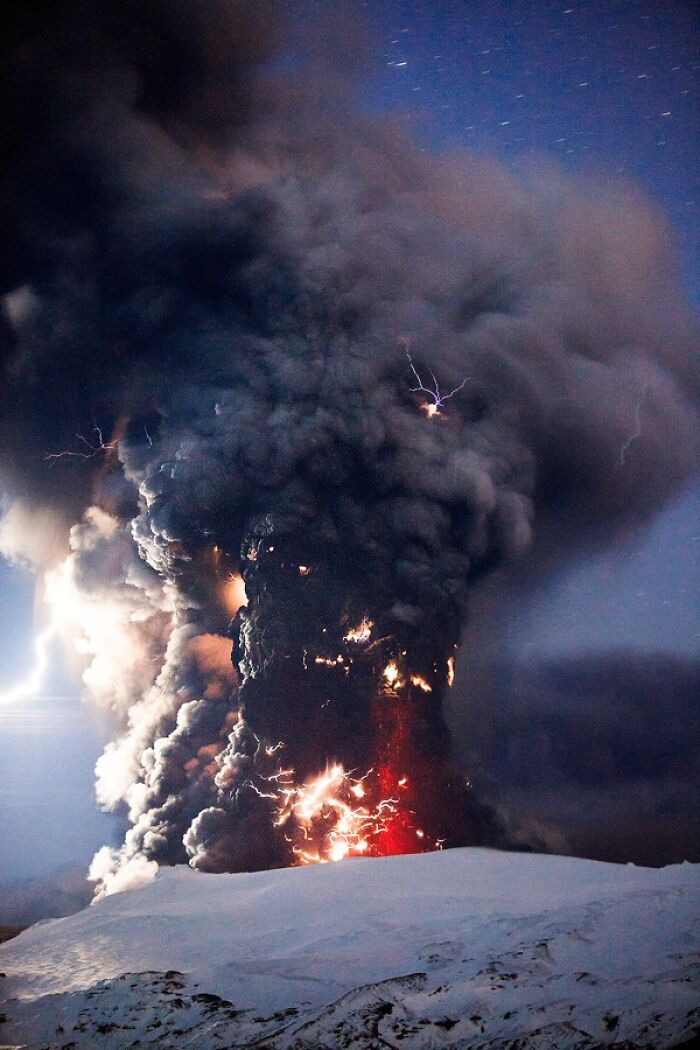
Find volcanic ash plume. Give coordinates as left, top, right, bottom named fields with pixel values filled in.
left=0, top=2, right=698, bottom=889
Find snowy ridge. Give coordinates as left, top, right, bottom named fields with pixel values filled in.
left=0, top=848, right=698, bottom=1049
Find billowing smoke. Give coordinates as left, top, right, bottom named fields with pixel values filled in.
left=1, top=2, right=698, bottom=887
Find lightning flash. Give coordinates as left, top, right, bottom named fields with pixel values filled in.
left=0, top=621, right=56, bottom=707
left=405, top=346, right=468, bottom=418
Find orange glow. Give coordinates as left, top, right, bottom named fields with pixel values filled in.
left=371, top=661, right=452, bottom=857
left=343, top=617, right=373, bottom=645
left=410, top=674, right=432, bottom=693
left=314, top=654, right=344, bottom=667
left=268, top=764, right=401, bottom=865
left=222, top=574, right=248, bottom=615
left=383, top=660, right=404, bottom=689
left=298, top=565, right=312, bottom=576
left=421, top=402, right=441, bottom=418
left=446, top=655, right=455, bottom=687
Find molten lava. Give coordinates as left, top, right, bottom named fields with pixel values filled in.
left=267, top=763, right=403, bottom=864
left=343, top=617, right=373, bottom=646
left=382, top=659, right=404, bottom=690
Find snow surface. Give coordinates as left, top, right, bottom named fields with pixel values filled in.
left=0, top=848, right=698, bottom=1048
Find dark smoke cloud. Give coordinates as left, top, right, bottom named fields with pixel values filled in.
left=450, top=651, right=700, bottom=867
left=1, top=0, right=278, bottom=514
left=0, top=2, right=698, bottom=886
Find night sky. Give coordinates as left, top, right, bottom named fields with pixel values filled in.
left=0, top=0, right=698, bottom=916
left=364, top=0, right=699, bottom=301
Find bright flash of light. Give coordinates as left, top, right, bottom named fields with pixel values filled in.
left=44, top=423, right=119, bottom=461
left=404, top=345, right=468, bottom=419
left=298, top=565, right=312, bottom=576
left=314, top=654, right=345, bottom=667
left=40, top=515, right=175, bottom=716
left=263, top=763, right=400, bottom=865
left=410, top=674, right=432, bottom=693
left=446, top=655, right=455, bottom=687
left=1, top=514, right=170, bottom=713
left=383, top=659, right=404, bottom=689
left=343, top=617, right=373, bottom=645
left=0, top=621, right=57, bottom=707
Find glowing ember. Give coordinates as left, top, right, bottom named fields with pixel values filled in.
left=314, top=654, right=344, bottom=667
left=298, top=565, right=312, bottom=576
left=410, top=674, right=432, bottom=693
left=446, top=655, right=455, bottom=687
left=383, top=660, right=404, bottom=689
left=343, top=617, right=373, bottom=645
left=267, top=763, right=400, bottom=864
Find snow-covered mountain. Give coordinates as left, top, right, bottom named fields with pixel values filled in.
left=1, top=848, right=698, bottom=1049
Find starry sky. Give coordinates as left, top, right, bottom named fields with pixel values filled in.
left=0, top=0, right=698, bottom=904
left=361, top=0, right=699, bottom=305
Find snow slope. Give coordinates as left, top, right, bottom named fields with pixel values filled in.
left=0, top=848, right=698, bottom=1049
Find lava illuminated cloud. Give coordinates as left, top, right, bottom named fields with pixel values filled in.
left=0, top=0, right=698, bottom=892
left=222, top=574, right=248, bottom=617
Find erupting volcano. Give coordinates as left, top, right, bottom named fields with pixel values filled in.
left=0, top=0, right=698, bottom=897
left=139, top=391, right=509, bottom=878
left=212, top=524, right=484, bottom=868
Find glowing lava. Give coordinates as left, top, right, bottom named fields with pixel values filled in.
left=314, top=654, right=345, bottom=668
left=383, top=659, right=404, bottom=689
left=343, top=617, right=373, bottom=645
left=267, top=763, right=401, bottom=864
